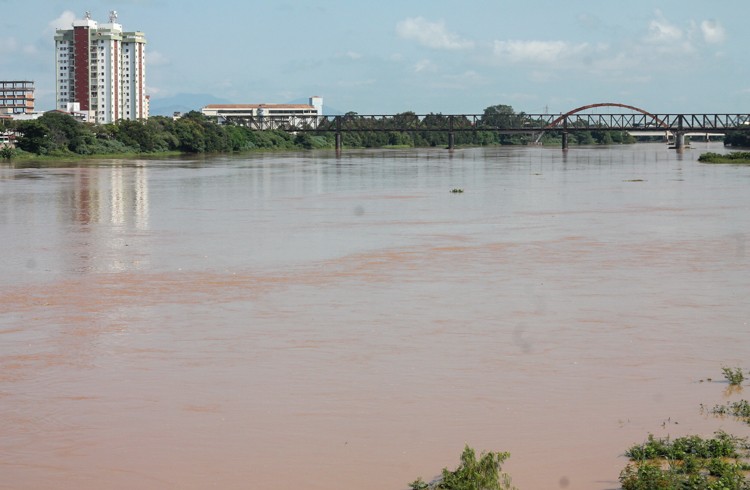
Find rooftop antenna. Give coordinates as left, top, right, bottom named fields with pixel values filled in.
left=109, top=10, right=118, bottom=23
left=85, top=11, right=92, bottom=20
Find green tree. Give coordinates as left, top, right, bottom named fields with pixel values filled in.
left=173, top=116, right=206, bottom=153
left=726, top=130, right=750, bottom=148
left=15, top=120, right=51, bottom=154
left=38, top=111, right=94, bottom=153
left=479, top=105, right=529, bottom=145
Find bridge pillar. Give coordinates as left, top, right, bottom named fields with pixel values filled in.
left=673, top=131, right=686, bottom=150
left=562, top=132, right=569, bottom=150
left=335, top=132, right=342, bottom=151
left=448, top=132, right=455, bottom=150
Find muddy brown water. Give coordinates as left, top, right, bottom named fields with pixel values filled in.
left=1, top=144, right=749, bottom=489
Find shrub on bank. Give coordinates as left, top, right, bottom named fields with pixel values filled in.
left=698, top=152, right=750, bottom=163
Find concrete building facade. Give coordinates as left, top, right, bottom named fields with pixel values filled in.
left=202, top=96, right=323, bottom=124
left=0, top=81, right=35, bottom=116
left=55, top=11, right=147, bottom=124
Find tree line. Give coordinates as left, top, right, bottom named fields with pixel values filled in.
left=324, top=105, right=637, bottom=148
left=12, top=103, right=749, bottom=159
left=2, top=111, right=305, bottom=157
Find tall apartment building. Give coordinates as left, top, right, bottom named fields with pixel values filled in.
left=0, top=81, right=35, bottom=116
left=55, top=11, right=147, bottom=124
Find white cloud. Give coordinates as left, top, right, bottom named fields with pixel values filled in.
left=48, top=11, right=76, bottom=31
left=640, top=12, right=695, bottom=56
left=147, top=50, right=170, bottom=66
left=701, top=20, right=726, bottom=44
left=414, top=59, right=436, bottom=73
left=396, top=17, right=473, bottom=50
left=647, top=18, right=683, bottom=44
left=492, top=40, right=589, bottom=63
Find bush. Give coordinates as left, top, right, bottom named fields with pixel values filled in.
left=699, top=152, right=750, bottom=163
left=409, top=445, right=516, bottom=490
left=621, top=432, right=750, bottom=490
left=723, top=367, right=746, bottom=386
left=0, top=146, right=16, bottom=160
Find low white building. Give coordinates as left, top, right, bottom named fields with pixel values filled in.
left=202, top=96, right=323, bottom=125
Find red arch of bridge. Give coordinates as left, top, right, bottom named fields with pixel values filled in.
left=546, top=102, right=669, bottom=129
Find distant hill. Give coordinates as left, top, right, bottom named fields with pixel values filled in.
left=149, top=93, right=230, bottom=116
left=322, top=106, right=345, bottom=116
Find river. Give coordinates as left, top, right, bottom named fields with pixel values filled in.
left=1, top=143, right=749, bottom=489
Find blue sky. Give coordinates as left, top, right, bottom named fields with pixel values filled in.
left=1, top=0, right=749, bottom=114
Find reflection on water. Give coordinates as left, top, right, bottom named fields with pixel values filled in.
left=0, top=163, right=151, bottom=278
left=0, top=145, right=749, bottom=490
left=64, top=163, right=150, bottom=230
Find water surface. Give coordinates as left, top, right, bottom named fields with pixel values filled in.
left=1, top=144, right=749, bottom=489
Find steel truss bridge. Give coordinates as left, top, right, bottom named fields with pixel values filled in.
left=214, top=103, right=750, bottom=150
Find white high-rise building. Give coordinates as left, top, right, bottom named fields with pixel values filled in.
left=55, top=11, right=147, bottom=124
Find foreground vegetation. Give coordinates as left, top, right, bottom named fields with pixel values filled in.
left=414, top=367, right=750, bottom=490
left=409, top=446, right=516, bottom=490
left=619, top=367, right=750, bottom=489
left=698, top=152, right=750, bottom=164
left=620, top=432, right=750, bottom=489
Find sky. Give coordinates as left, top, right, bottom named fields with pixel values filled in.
left=1, top=0, right=749, bottom=115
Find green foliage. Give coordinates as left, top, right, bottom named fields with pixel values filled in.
left=15, top=119, right=53, bottom=154
left=409, top=477, right=430, bottom=490
left=723, top=367, right=746, bottom=386
left=621, top=432, right=750, bottom=490
left=12, top=104, right=641, bottom=157
left=409, top=445, right=516, bottom=490
left=724, top=131, right=750, bottom=148
left=0, top=145, right=16, bottom=160
left=11, top=111, right=321, bottom=156
left=625, top=432, right=742, bottom=461
left=294, top=133, right=331, bottom=149
left=711, top=400, right=750, bottom=423
left=620, top=461, right=683, bottom=490
left=699, top=152, right=750, bottom=164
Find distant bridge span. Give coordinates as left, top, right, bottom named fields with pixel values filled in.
left=211, top=102, right=750, bottom=150
left=545, top=103, right=669, bottom=130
